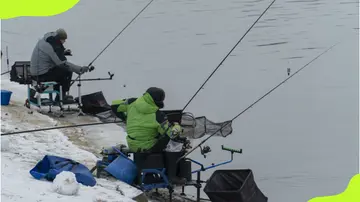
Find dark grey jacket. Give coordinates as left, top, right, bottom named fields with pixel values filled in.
left=30, top=32, right=83, bottom=76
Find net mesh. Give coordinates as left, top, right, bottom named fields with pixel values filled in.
left=180, top=112, right=233, bottom=139
left=93, top=110, right=233, bottom=139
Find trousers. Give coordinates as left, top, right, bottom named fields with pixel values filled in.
left=35, top=66, right=73, bottom=93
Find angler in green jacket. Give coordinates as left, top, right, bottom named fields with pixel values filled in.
left=111, top=87, right=183, bottom=153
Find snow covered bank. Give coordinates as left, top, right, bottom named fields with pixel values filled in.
left=1, top=77, right=129, bottom=153
left=1, top=78, right=144, bottom=202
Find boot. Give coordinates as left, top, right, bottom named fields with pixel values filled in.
left=29, top=88, right=37, bottom=103
left=165, top=152, right=186, bottom=185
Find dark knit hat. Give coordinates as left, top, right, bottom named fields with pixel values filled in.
left=146, top=87, right=165, bottom=109
left=56, top=28, right=67, bottom=40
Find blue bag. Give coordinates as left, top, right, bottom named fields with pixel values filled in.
left=29, top=155, right=96, bottom=187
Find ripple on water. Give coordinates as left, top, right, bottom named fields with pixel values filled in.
left=248, top=14, right=262, bottom=17
left=308, top=2, right=325, bottom=5
left=282, top=56, right=305, bottom=60
left=242, top=9, right=260, bottom=13
left=286, top=0, right=323, bottom=3
left=339, top=1, right=359, bottom=4
left=257, top=41, right=288, bottom=47
left=301, top=47, right=321, bottom=50
left=2, top=30, right=23, bottom=36
left=202, top=42, right=218, bottom=46
left=254, top=25, right=277, bottom=29
left=242, top=0, right=265, bottom=3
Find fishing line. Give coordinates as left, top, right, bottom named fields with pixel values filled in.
left=70, top=0, right=155, bottom=86
left=1, top=120, right=124, bottom=136
left=181, top=0, right=277, bottom=111
left=179, top=42, right=340, bottom=160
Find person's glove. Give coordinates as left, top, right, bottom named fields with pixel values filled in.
left=184, top=139, right=192, bottom=149
left=64, top=49, right=72, bottom=56
left=170, top=122, right=183, bottom=139
left=77, top=65, right=94, bottom=75
left=78, top=66, right=89, bottom=74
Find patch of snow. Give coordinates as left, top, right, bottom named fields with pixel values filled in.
left=1, top=136, right=10, bottom=151
left=81, top=123, right=128, bottom=151
left=1, top=78, right=140, bottom=202
left=52, top=171, right=80, bottom=196
left=93, top=193, right=109, bottom=202
left=1, top=78, right=129, bottom=153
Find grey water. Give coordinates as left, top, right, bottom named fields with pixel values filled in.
left=1, top=0, right=359, bottom=201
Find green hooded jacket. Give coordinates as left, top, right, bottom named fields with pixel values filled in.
left=111, top=92, right=176, bottom=152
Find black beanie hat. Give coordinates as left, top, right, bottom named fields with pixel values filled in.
left=146, top=87, right=165, bottom=108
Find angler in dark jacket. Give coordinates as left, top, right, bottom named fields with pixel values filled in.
left=29, top=28, right=93, bottom=101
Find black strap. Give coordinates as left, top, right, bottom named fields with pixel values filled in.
left=127, top=135, right=136, bottom=140
left=128, top=133, right=163, bottom=141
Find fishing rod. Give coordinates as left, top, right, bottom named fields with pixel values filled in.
left=178, top=42, right=339, bottom=161
left=1, top=120, right=124, bottom=136
left=1, top=70, right=10, bottom=75
left=6, top=46, right=10, bottom=72
left=1, top=47, right=11, bottom=75
left=181, top=0, right=276, bottom=111
left=70, top=0, right=155, bottom=86
left=71, top=72, right=114, bottom=82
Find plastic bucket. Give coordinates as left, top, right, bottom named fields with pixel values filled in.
left=104, top=150, right=137, bottom=185
left=1, top=90, right=12, bottom=106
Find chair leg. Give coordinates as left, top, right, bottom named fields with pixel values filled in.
left=36, top=92, right=41, bottom=108
left=59, top=109, right=64, bottom=118
left=78, top=107, right=85, bottom=116
left=180, top=186, right=186, bottom=196
left=59, top=85, right=63, bottom=109
left=169, top=188, right=173, bottom=202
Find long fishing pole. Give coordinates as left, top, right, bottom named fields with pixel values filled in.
left=1, top=120, right=124, bottom=136
left=1, top=47, right=11, bottom=75
left=181, top=0, right=276, bottom=111
left=71, top=78, right=112, bottom=82
left=6, top=46, right=10, bottom=72
left=70, top=0, right=155, bottom=86
left=1, top=70, right=10, bottom=75
left=179, top=42, right=339, bottom=161
left=89, top=0, right=155, bottom=66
